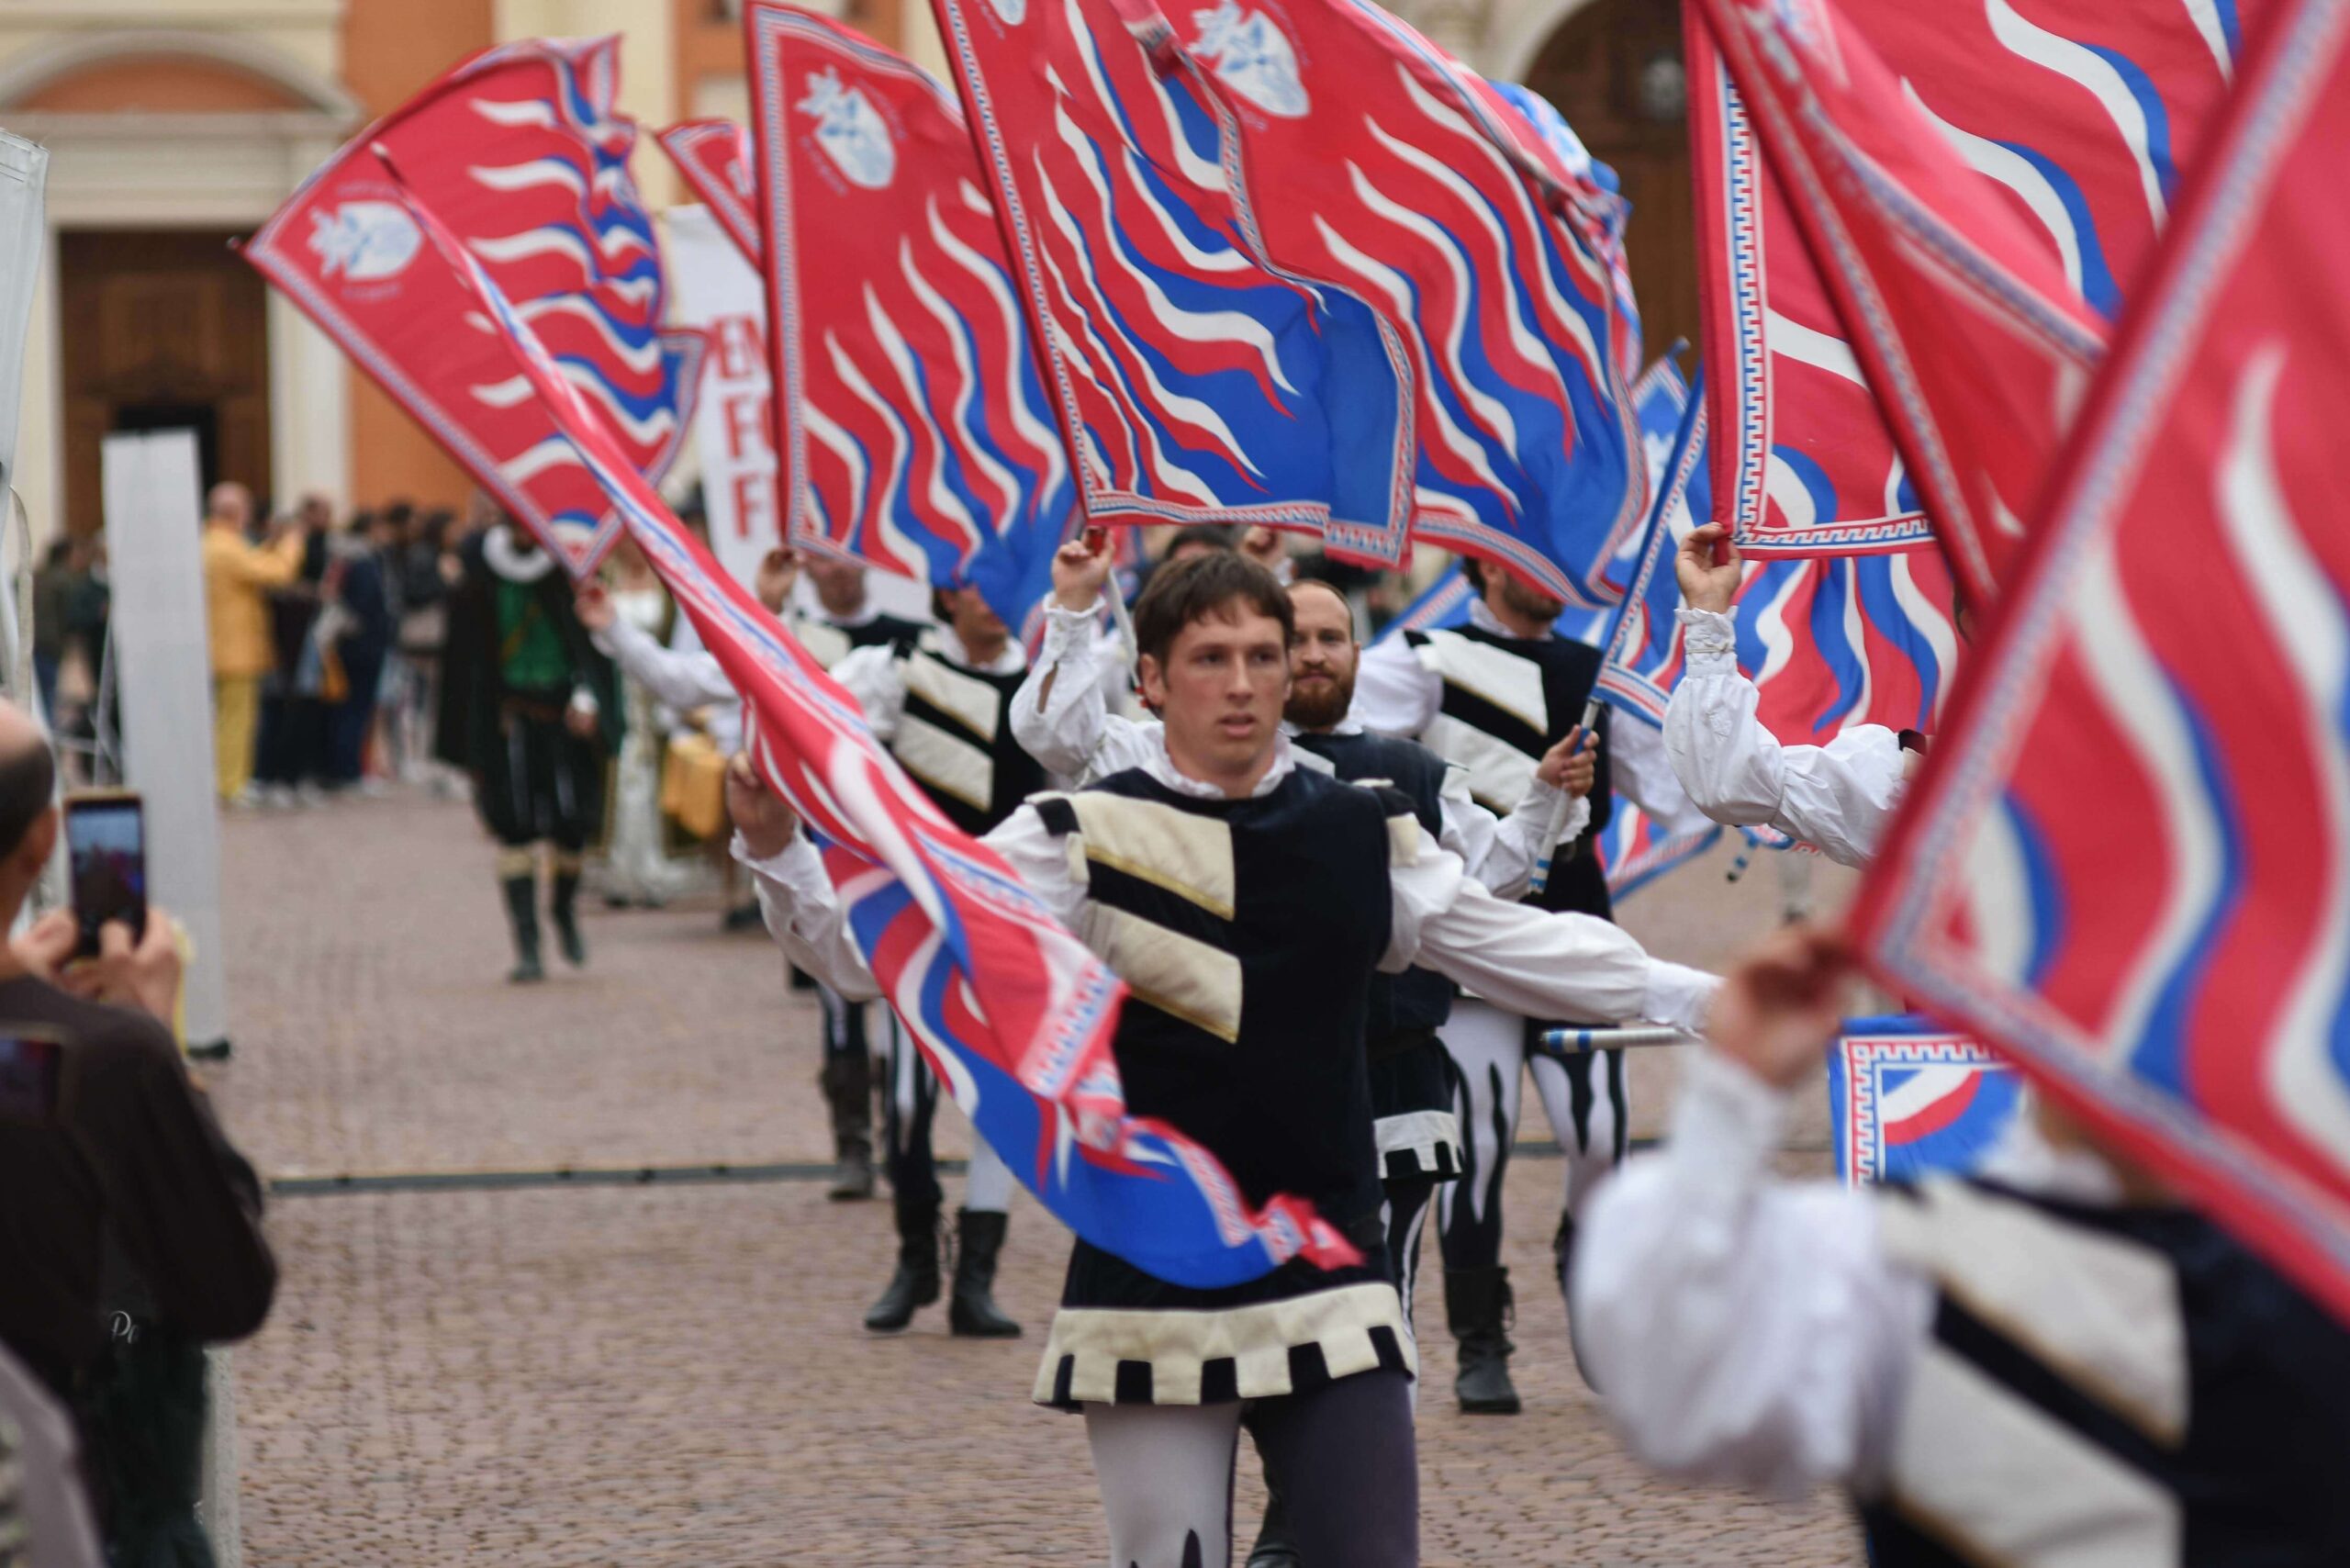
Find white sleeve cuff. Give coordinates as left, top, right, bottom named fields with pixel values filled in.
left=1041, top=599, right=1103, bottom=651
left=1670, top=1047, right=1796, bottom=1198
left=1642, top=959, right=1721, bottom=1034
left=1675, top=607, right=1739, bottom=674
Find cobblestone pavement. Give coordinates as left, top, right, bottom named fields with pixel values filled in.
left=211, top=789, right=1863, bottom=1565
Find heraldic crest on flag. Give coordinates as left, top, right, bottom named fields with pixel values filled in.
left=746, top=3, right=1069, bottom=627
left=658, top=118, right=762, bottom=266
left=382, top=153, right=1363, bottom=1291
left=929, top=0, right=1419, bottom=566
left=1854, top=0, right=2350, bottom=1321
left=244, top=36, right=704, bottom=577
left=1154, top=0, right=1649, bottom=609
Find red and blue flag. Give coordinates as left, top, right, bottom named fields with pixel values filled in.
left=657, top=118, right=762, bottom=267
left=1856, top=0, right=2350, bottom=1323
left=1163, top=0, right=1646, bottom=606
left=1830, top=1017, right=2027, bottom=1185
left=389, top=150, right=1359, bottom=1290
left=1688, top=0, right=2250, bottom=604
left=931, top=0, right=1416, bottom=566
left=745, top=4, right=1069, bottom=629
left=244, top=37, right=702, bottom=577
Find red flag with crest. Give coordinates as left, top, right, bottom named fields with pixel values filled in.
left=244, top=37, right=703, bottom=576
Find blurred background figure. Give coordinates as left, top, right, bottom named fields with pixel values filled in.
left=391, top=506, right=456, bottom=788
left=198, top=482, right=302, bottom=806
left=597, top=536, right=688, bottom=909
left=252, top=497, right=331, bottom=808
left=436, top=504, right=621, bottom=982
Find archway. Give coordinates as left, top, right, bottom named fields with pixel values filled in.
left=0, top=31, right=359, bottom=541
left=1519, top=0, right=1699, bottom=365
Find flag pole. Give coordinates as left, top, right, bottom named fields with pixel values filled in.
left=1528, top=364, right=1705, bottom=897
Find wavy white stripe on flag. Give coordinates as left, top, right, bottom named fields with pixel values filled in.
left=1855, top=0, right=2350, bottom=1325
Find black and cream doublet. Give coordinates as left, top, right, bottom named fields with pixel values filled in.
left=791, top=608, right=927, bottom=671
left=1030, top=765, right=1419, bottom=1407
left=1861, top=1177, right=2350, bottom=1568
left=1406, top=622, right=1612, bottom=919
left=1292, top=728, right=1461, bottom=1182
left=885, top=633, right=1046, bottom=837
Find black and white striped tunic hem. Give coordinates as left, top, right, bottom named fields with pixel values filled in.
left=1035, top=1281, right=1415, bottom=1408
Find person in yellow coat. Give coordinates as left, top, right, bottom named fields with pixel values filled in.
left=199, top=484, right=303, bottom=804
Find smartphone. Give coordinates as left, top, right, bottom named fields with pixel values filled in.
left=0, top=1036, right=61, bottom=1124
left=65, top=790, right=146, bottom=959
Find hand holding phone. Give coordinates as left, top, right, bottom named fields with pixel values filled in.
left=66, top=790, right=146, bottom=960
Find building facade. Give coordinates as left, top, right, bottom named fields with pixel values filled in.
left=0, top=0, right=1684, bottom=543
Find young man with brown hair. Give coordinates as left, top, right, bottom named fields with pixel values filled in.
left=729, top=552, right=1713, bottom=1567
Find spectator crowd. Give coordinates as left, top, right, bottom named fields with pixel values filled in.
left=196, top=483, right=467, bottom=809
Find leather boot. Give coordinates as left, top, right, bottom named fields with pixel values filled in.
left=820, top=1055, right=876, bottom=1201
left=501, top=872, right=544, bottom=984
left=1446, top=1266, right=1521, bottom=1415
left=947, top=1207, right=1022, bottom=1338
left=550, top=856, right=587, bottom=968
left=864, top=1195, right=940, bottom=1332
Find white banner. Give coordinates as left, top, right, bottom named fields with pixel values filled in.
left=0, top=129, right=47, bottom=498
left=103, top=431, right=230, bottom=1048
left=666, top=205, right=778, bottom=591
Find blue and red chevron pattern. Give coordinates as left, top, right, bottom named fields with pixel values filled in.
left=1859, top=0, right=2350, bottom=1323
left=396, top=157, right=1362, bottom=1291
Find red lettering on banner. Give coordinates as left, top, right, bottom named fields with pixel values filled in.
left=723, top=392, right=767, bottom=463
left=731, top=469, right=775, bottom=543
left=714, top=314, right=761, bottom=381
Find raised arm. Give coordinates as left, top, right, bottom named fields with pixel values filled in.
left=1013, top=537, right=1164, bottom=783
left=577, top=582, right=739, bottom=712
left=1467, top=727, right=1595, bottom=900
left=1662, top=526, right=1906, bottom=868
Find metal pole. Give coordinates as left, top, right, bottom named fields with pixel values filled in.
left=1534, top=1025, right=1701, bottom=1056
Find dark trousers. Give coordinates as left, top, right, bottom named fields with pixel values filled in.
left=253, top=693, right=328, bottom=787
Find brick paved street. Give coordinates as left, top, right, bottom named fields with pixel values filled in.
left=209, top=790, right=1863, bottom=1566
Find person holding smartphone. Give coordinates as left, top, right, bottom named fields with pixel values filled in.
left=0, top=699, right=275, bottom=1562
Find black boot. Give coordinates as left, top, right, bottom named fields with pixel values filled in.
left=550, top=863, right=587, bottom=968
left=864, top=1196, right=941, bottom=1332
left=1244, top=1482, right=1302, bottom=1568
left=502, top=874, right=544, bottom=984
left=821, top=1055, right=876, bottom=1201
left=948, top=1208, right=1022, bottom=1338
left=1446, top=1266, right=1522, bottom=1415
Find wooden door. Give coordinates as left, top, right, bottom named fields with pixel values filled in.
left=59, top=230, right=271, bottom=536
left=1522, top=0, right=1700, bottom=369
